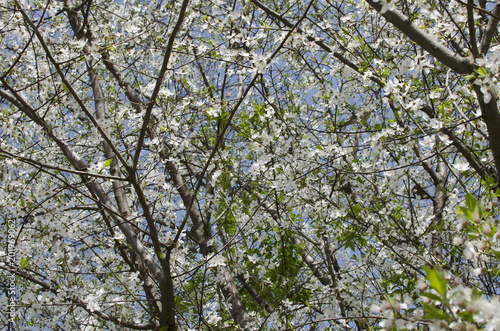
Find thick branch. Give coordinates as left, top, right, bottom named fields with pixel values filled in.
left=236, top=275, right=274, bottom=313
left=0, top=88, right=164, bottom=284
left=468, top=0, right=479, bottom=57
left=433, top=159, right=446, bottom=221
left=101, top=55, right=144, bottom=113
left=165, top=161, right=208, bottom=251
left=217, top=268, right=250, bottom=330
left=63, top=0, right=144, bottom=114
left=63, top=0, right=168, bottom=316
left=480, top=0, right=500, bottom=54
left=62, top=2, right=175, bottom=325
left=441, top=127, right=495, bottom=180
left=88, top=62, right=164, bottom=317
left=291, top=235, right=331, bottom=286
left=474, top=85, right=500, bottom=181
left=17, top=4, right=132, bottom=172
left=163, top=161, right=250, bottom=329
left=365, top=0, right=473, bottom=74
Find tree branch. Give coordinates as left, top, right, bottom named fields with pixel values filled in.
left=165, top=161, right=208, bottom=252
left=250, top=0, right=383, bottom=86
left=133, top=0, right=191, bottom=168
left=16, top=3, right=132, bottom=173
left=0, top=86, right=164, bottom=284
left=236, top=275, right=274, bottom=313
left=473, top=85, right=500, bottom=181
left=0, top=265, right=156, bottom=330
left=365, top=0, right=473, bottom=74
left=88, top=60, right=164, bottom=318
left=467, top=0, right=479, bottom=57
left=479, top=0, right=500, bottom=54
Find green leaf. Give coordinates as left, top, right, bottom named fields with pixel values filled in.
left=471, top=288, right=483, bottom=301
left=492, top=248, right=500, bottom=260
left=103, top=158, right=113, bottom=168
left=20, top=257, right=29, bottom=269
left=457, top=206, right=472, bottom=220
left=465, top=193, right=477, bottom=211
left=457, top=310, right=474, bottom=322
left=422, top=302, right=451, bottom=320
left=477, top=66, right=489, bottom=77
left=421, top=292, right=443, bottom=302
left=423, top=267, right=447, bottom=298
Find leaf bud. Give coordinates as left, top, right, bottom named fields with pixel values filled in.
left=476, top=241, right=486, bottom=251
left=482, top=223, right=491, bottom=235
left=485, top=203, right=492, bottom=212
left=449, top=322, right=466, bottom=331
left=439, top=320, right=449, bottom=329
left=466, top=305, right=478, bottom=313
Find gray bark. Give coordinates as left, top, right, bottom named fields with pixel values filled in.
left=365, top=0, right=473, bottom=74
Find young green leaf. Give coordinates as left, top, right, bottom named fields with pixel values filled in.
left=423, top=267, right=447, bottom=298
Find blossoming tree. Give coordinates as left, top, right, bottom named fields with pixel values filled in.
left=1, top=0, right=500, bottom=329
